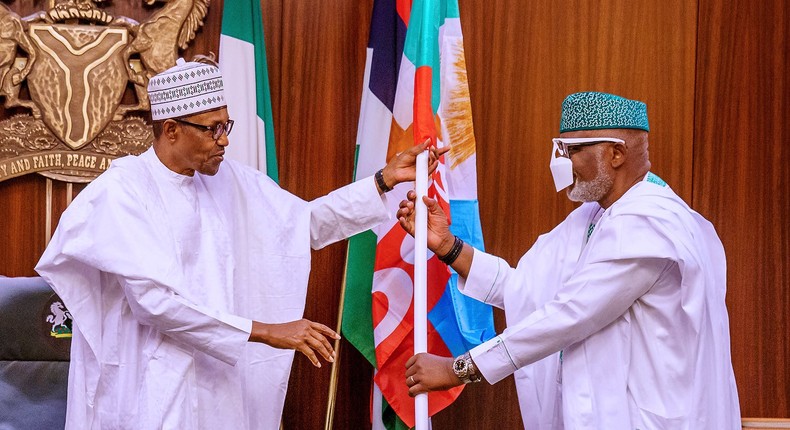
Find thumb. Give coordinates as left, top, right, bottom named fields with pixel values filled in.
left=422, top=195, right=442, bottom=215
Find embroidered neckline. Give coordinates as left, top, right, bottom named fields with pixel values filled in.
left=585, top=206, right=605, bottom=246
left=645, top=171, right=667, bottom=187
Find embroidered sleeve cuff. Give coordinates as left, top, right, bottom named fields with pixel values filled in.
left=457, top=248, right=505, bottom=308
left=469, top=335, right=518, bottom=384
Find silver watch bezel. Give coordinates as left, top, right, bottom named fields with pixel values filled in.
left=453, top=353, right=481, bottom=384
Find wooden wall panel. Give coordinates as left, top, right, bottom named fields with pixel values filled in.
left=261, top=1, right=376, bottom=429
left=694, top=0, right=790, bottom=418
left=0, top=175, right=47, bottom=275
left=0, top=176, right=86, bottom=276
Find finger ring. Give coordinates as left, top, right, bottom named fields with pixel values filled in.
left=409, top=376, right=415, bottom=385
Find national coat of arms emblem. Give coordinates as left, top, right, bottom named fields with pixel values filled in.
left=0, top=0, right=210, bottom=182
left=45, top=299, right=72, bottom=338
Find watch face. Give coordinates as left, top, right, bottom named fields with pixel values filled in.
left=454, top=358, right=467, bottom=373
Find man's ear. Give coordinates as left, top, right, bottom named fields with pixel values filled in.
left=162, top=119, right=179, bottom=142
left=610, top=142, right=627, bottom=168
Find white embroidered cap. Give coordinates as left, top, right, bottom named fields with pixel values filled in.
left=147, top=58, right=227, bottom=121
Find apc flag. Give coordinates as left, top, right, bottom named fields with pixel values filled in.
left=341, top=0, right=495, bottom=427
left=219, top=0, right=278, bottom=181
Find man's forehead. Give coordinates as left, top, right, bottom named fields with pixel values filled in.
left=559, top=129, right=623, bottom=139
left=187, top=107, right=229, bottom=123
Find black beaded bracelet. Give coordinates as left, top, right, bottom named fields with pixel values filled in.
left=438, top=235, right=464, bottom=265
left=375, top=169, right=392, bottom=193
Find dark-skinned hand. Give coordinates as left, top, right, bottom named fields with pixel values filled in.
left=396, top=190, right=455, bottom=256
left=379, top=139, right=452, bottom=191
left=405, top=353, right=462, bottom=396
left=249, top=319, right=339, bottom=368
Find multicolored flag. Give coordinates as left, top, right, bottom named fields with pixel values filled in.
left=341, top=0, right=494, bottom=427
left=219, top=0, right=278, bottom=181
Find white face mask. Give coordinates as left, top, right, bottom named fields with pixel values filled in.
left=550, top=141, right=574, bottom=192
left=549, top=137, right=625, bottom=192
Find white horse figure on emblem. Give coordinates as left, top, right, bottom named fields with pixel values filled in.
left=46, top=301, right=72, bottom=332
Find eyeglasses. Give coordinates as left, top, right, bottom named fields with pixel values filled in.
left=173, top=118, right=235, bottom=140
left=552, top=137, right=625, bottom=158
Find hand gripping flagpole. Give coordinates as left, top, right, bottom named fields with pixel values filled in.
left=414, top=149, right=429, bottom=429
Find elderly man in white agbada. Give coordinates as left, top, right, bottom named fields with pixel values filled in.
left=398, top=92, right=741, bottom=429
left=36, top=55, right=444, bottom=430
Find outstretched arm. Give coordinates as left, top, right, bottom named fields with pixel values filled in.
left=308, top=140, right=450, bottom=249
left=405, top=257, right=672, bottom=394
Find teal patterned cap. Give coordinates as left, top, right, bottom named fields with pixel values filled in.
left=560, top=92, right=649, bottom=133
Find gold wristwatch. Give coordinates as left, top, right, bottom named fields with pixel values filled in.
left=453, top=352, right=481, bottom=384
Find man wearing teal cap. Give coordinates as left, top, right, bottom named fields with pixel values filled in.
left=398, top=92, right=741, bottom=429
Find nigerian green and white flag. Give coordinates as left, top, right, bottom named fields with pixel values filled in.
left=219, top=0, right=278, bottom=181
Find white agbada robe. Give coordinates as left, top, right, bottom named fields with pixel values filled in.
left=461, top=177, right=740, bottom=429
left=36, top=148, right=390, bottom=430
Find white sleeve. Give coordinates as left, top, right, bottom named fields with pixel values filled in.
left=37, top=174, right=253, bottom=366
left=308, top=175, right=390, bottom=249
left=456, top=248, right=511, bottom=309
left=121, top=277, right=252, bottom=365
left=470, top=257, right=672, bottom=384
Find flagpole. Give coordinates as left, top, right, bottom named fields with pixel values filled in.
left=324, top=235, right=353, bottom=430
left=414, top=150, right=429, bottom=429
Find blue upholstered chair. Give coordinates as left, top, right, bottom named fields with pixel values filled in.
left=0, top=276, right=70, bottom=429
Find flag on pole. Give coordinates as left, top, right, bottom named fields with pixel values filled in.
left=219, top=0, right=278, bottom=181
left=341, top=0, right=495, bottom=427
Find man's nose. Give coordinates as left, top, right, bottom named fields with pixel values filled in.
left=217, top=132, right=230, bottom=147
